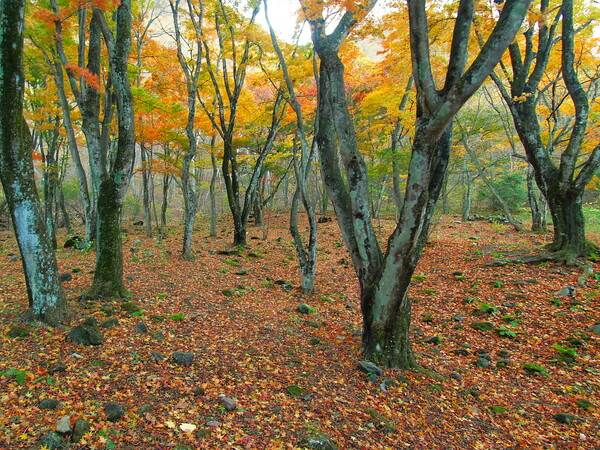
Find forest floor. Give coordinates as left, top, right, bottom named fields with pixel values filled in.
left=0, top=214, right=599, bottom=449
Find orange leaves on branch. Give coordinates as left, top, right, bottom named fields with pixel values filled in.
left=64, top=64, right=101, bottom=91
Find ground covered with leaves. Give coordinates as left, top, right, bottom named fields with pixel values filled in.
left=0, top=216, right=598, bottom=449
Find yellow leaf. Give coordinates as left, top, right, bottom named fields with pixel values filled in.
left=165, top=420, right=176, bottom=429
left=180, top=423, right=197, bottom=432
left=19, top=433, right=28, bottom=440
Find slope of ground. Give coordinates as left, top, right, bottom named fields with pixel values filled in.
left=0, top=215, right=598, bottom=449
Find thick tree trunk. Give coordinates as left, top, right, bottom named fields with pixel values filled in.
left=0, top=0, right=68, bottom=324
left=546, top=189, right=586, bottom=259
left=209, top=147, right=218, bottom=237
left=88, top=177, right=128, bottom=297
left=141, top=143, right=153, bottom=237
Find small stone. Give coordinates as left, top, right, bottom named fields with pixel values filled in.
left=173, top=352, right=194, bottom=366
left=470, top=322, right=495, bottom=332
left=152, top=331, right=166, bottom=341
left=450, top=372, right=463, bottom=381
left=235, top=269, right=247, bottom=275
left=424, top=336, right=441, bottom=344
left=556, top=286, right=575, bottom=297
left=553, top=413, right=585, bottom=424
left=105, top=401, right=125, bottom=422
left=56, top=416, right=72, bottom=434
left=66, top=317, right=103, bottom=346
left=49, top=363, right=67, bottom=374
left=218, top=394, right=237, bottom=411
left=497, top=359, right=511, bottom=368
left=138, top=404, right=153, bottom=414
left=136, top=321, right=148, bottom=334
left=589, top=323, right=600, bottom=336
left=452, top=314, right=464, bottom=322
left=149, top=350, right=165, bottom=362
left=39, top=398, right=60, bottom=410
left=8, top=254, right=19, bottom=262
left=453, top=348, right=469, bottom=356
left=59, top=273, right=73, bottom=282
left=498, top=349, right=511, bottom=358
left=297, top=304, right=315, bottom=314
left=475, top=357, right=491, bottom=368
left=7, top=325, right=30, bottom=338
left=40, top=431, right=63, bottom=449
left=576, top=399, right=594, bottom=410
left=286, top=385, right=306, bottom=397
left=101, top=318, right=119, bottom=328
left=72, top=419, right=91, bottom=443
left=206, top=420, right=221, bottom=427
left=357, top=361, right=383, bottom=376
left=298, top=430, right=338, bottom=450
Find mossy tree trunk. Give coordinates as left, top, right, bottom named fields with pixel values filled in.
left=0, top=0, right=68, bottom=324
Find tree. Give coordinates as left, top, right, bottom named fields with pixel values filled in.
left=87, top=0, right=136, bottom=297
left=489, top=0, right=600, bottom=262
left=302, top=0, right=530, bottom=368
left=0, top=0, right=68, bottom=324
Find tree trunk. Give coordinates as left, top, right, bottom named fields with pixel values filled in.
left=546, top=189, right=586, bottom=260
left=0, top=0, right=68, bottom=324
left=209, top=151, right=218, bottom=237
left=141, top=143, right=153, bottom=237
left=527, top=166, right=547, bottom=232
left=88, top=176, right=128, bottom=297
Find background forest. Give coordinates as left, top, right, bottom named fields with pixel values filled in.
left=0, top=0, right=599, bottom=448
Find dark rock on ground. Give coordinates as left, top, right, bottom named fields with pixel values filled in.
left=39, top=398, right=60, bottom=410
left=218, top=394, right=237, bottom=411
left=72, top=419, right=91, bottom=443
left=40, top=431, right=63, bottom=449
left=357, top=361, right=383, bottom=376
left=173, top=352, right=194, bottom=366
left=136, top=321, right=148, bottom=334
left=7, top=325, right=30, bottom=338
left=101, top=318, right=119, bottom=328
left=553, top=413, right=585, bottom=424
left=105, top=401, right=126, bottom=422
left=59, top=273, right=73, bottom=282
left=66, top=318, right=103, bottom=346
left=298, top=430, right=338, bottom=449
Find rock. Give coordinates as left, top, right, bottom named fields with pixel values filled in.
left=105, top=401, right=125, bottom=422
left=286, top=385, right=306, bottom=397
left=120, top=301, right=142, bottom=313
left=138, top=404, right=153, bottom=414
left=49, top=363, right=67, bottom=374
left=40, top=431, right=63, bottom=449
left=475, top=357, right=491, bottom=368
left=298, top=430, right=338, bottom=449
left=452, top=314, right=464, bottom=322
left=206, top=420, right=221, bottom=427
left=297, top=304, right=316, bottom=314
left=66, top=318, right=103, bottom=346
left=450, top=372, right=463, bottom=381
left=59, top=273, right=73, bottom=282
left=453, top=348, right=469, bottom=357
left=152, top=331, right=166, bottom=341
left=589, top=323, right=600, bottom=336
left=470, top=322, right=495, bottom=332
left=497, top=349, right=511, bottom=358
left=135, top=321, right=148, bottom=334
left=553, top=413, right=585, bottom=424
left=101, top=318, right=119, bottom=328
left=357, top=361, right=383, bottom=376
left=72, top=419, right=91, bottom=443
left=218, top=394, right=237, bottom=411
left=497, top=359, right=511, bottom=368
left=56, top=416, right=72, bottom=434
left=576, top=399, right=594, bottom=410
left=173, top=352, right=194, bottom=366
left=149, top=351, right=165, bottom=362
left=235, top=269, right=247, bottom=275
left=133, top=220, right=144, bottom=226
left=556, top=286, right=576, bottom=297
left=317, top=216, right=332, bottom=223
left=39, top=398, right=60, bottom=410
left=8, top=253, right=19, bottom=262
left=7, top=325, right=30, bottom=338
left=424, top=336, right=441, bottom=344
left=63, top=235, right=82, bottom=249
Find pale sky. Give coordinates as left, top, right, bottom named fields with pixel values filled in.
left=258, top=0, right=310, bottom=44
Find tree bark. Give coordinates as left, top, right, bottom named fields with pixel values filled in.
left=0, top=0, right=68, bottom=324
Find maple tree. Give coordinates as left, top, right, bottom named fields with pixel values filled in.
left=0, top=0, right=68, bottom=324
left=489, top=0, right=600, bottom=263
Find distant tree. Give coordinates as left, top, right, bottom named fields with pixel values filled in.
left=0, top=0, right=68, bottom=324
left=490, top=0, right=600, bottom=262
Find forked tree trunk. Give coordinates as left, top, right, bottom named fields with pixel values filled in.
left=546, top=189, right=586, bottom=260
